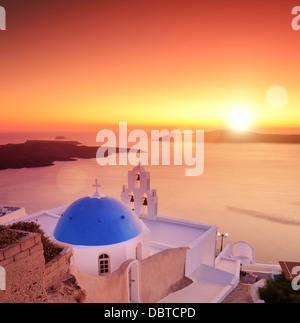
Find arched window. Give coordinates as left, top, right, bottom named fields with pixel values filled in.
left=99, top=254, right=110, bottom=275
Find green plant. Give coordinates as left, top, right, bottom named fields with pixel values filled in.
left=8, top=221, right=63, bottom=263
left=0, top=225, right=27, bottom=248
left=259, top=272, right=300, bottom=303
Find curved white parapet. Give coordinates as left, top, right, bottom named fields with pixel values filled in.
left=231, top=241, right=255, bottom=265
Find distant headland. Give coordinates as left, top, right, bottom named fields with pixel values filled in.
left=0, top=140, right=99, bottom=170
left=0, top=130, right=299, bottom=170
left=204, top=130, right=300, bottom=143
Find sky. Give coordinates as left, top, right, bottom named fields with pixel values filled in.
left=0, top=0, right=300, bottom=132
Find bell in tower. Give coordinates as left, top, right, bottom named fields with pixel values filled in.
left=143, top=197, right=148, bottom=206
left=121, top=165, right=158, bottom=220
left=129, top=195, right=135, bottom=210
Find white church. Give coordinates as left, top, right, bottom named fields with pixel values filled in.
left=0, top=165, right=280, bottom=303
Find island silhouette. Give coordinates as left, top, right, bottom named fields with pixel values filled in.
left=0, top=130, right=299, bottom=170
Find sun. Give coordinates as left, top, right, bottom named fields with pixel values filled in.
left=227, top=107, right=253, bottom=131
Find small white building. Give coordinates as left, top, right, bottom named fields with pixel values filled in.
left=1, top=165, right=253, bottom=303
left=53, top=192, right=151, bottom=275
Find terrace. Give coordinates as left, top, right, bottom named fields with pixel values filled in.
left=0, top=206, right=21, bottom=217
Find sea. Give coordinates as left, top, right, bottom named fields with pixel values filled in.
left=0, top=131, right=299, bottom=263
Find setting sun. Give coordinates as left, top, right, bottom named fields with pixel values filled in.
left=227, top=107, right=253, bottom=132
left=0, top=1, right=299, bottom=132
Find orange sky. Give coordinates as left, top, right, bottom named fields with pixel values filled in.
left=0, top=0, right=300, bottom=132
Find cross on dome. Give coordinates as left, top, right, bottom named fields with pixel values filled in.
left=92, top=179, right=104, bottom=199
left=93, top=179, right=101, bottom=193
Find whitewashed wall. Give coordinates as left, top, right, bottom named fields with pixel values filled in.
left=185, top=225, right=218, bottom=276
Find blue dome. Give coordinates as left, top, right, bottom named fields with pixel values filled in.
left=54, top=196, right=143, bottom=246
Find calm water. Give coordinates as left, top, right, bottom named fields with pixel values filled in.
left=0, top=132, right=299, bottom=262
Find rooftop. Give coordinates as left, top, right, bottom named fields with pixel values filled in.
left=142, top=215, right=216, bottom=255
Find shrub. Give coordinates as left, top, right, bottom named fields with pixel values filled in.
left=0, top=225, right=27, bottom=248
left=259, top=272, right=300, bottom=303
left=7, top=222, right=63, bottom=263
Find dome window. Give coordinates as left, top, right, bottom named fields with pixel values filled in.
left=99, top=254, right=110, bottom=275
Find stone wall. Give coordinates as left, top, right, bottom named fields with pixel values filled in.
left=44, top=245, right=72, bottom=289
left=0, top=231, right=48, bottom=303
left=0, top=231, right=72, bottom=303
left=1, top=233, right=190, bottom=303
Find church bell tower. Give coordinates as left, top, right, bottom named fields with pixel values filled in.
left=121, top=165, right=158, bottom=220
